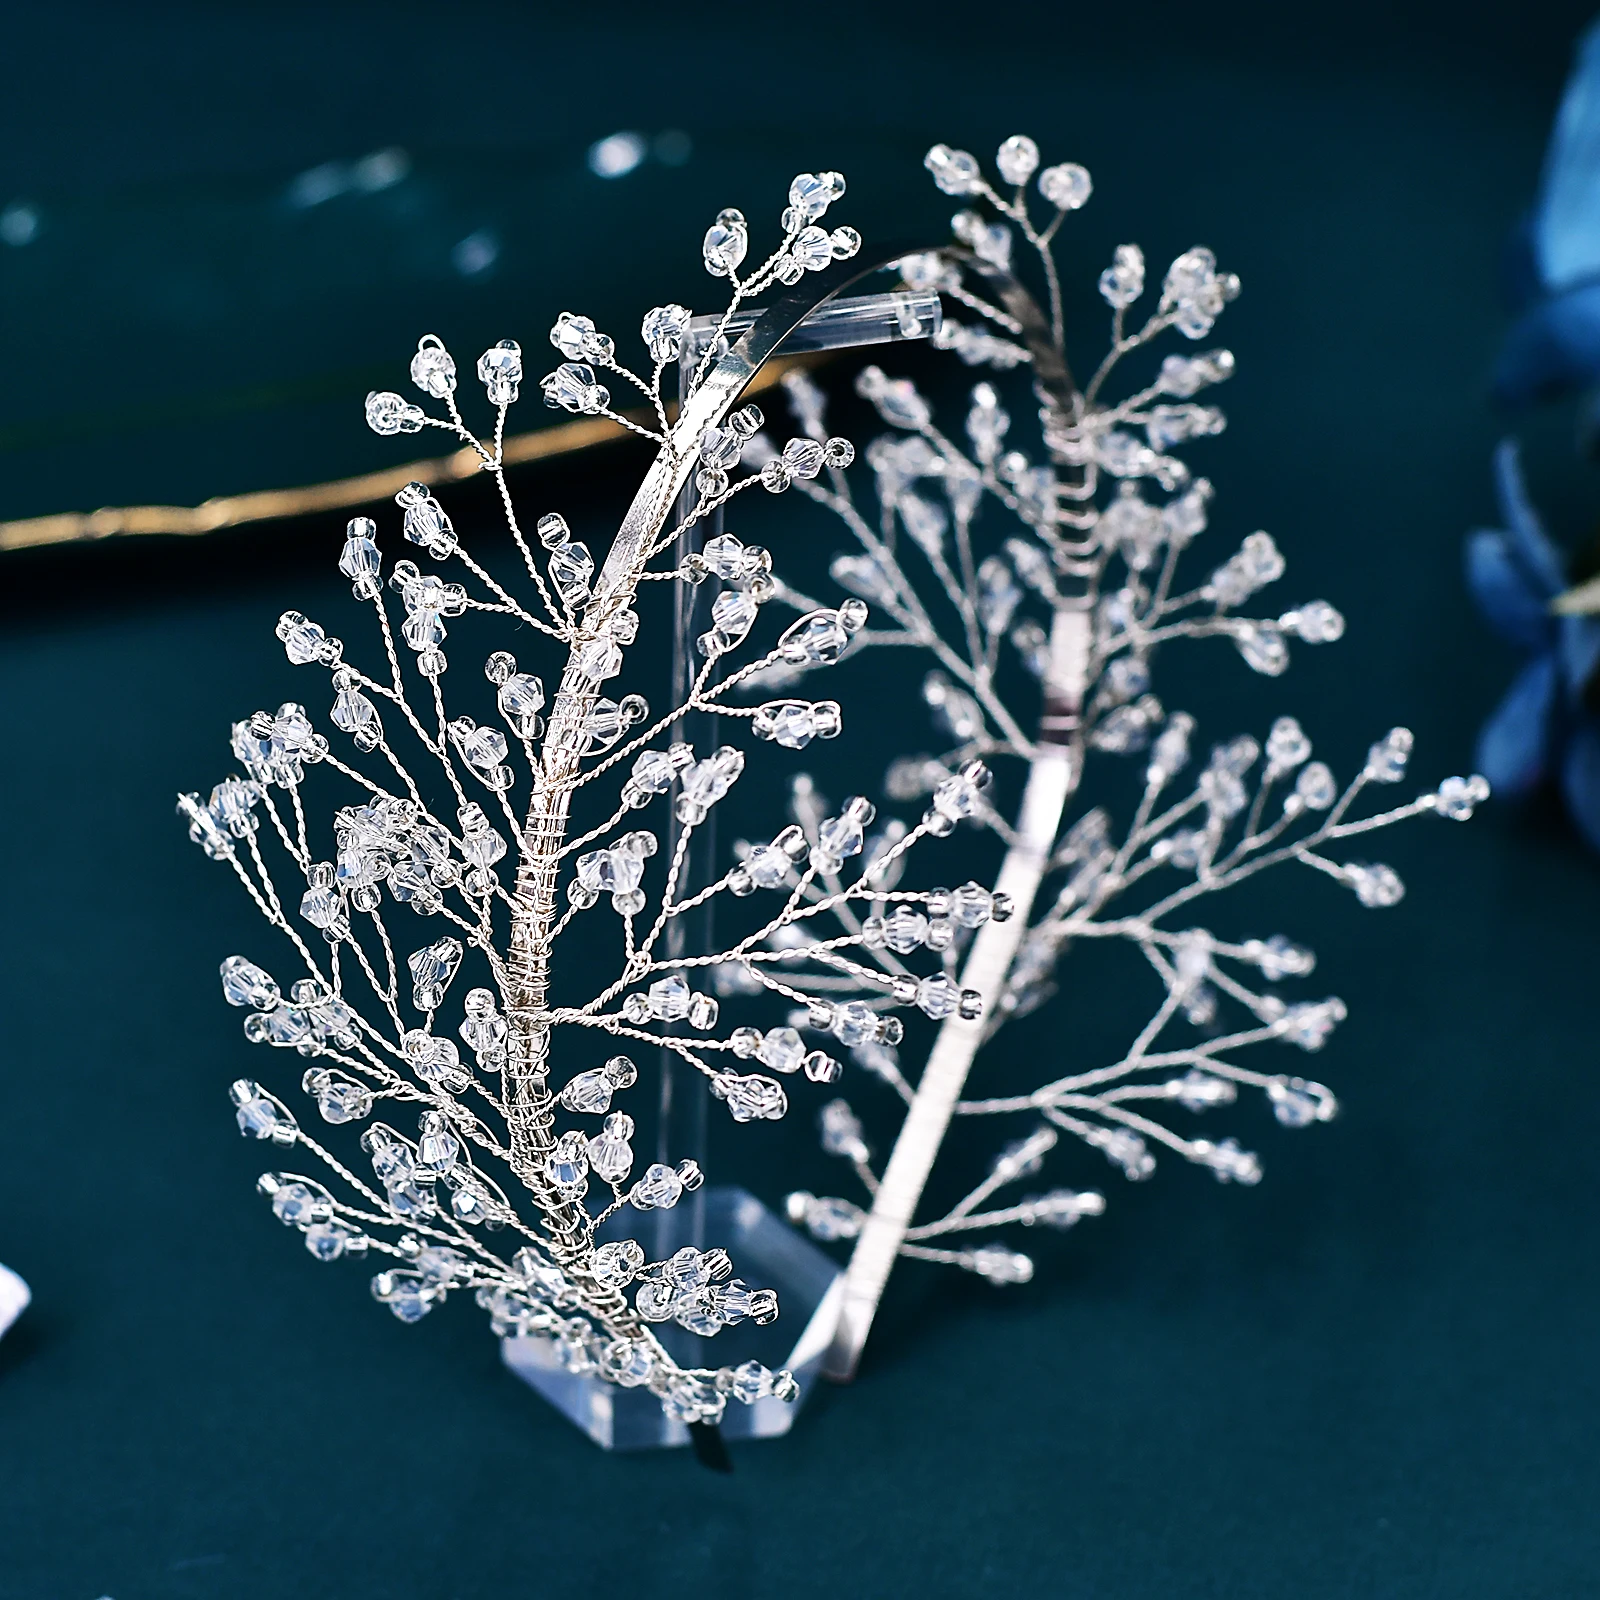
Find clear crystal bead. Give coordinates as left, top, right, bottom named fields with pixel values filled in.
left=410, top=337, right=456, bottom=398
left=408, top=936, right=463, bottom=1012
left=743, top=838, right=792, bottom=888
left=815, top=797, right=874, bottom=870
left=1265, top=717, right=1312, bottom=775
left=330, top=683, right=381, bottom=750
left=1285, top=600, right=1345, bottom=642
left=477, top=340, right=522, bottom=404
left=916, top=973, right=961, bottom=1019
left=559, top=1054, right=637, bottom=1115
left=634, top=1276, right=677, bottom=1321
left=305, top=1220, right=362, bottom=1260
left=550, top=311, right=614, bottom=363
left=1435, top=774, right=1490, bottom=820
left=1281, top=998, right=1347, bottom=1050
left=1099, top=243, right=1145, bottom=308
left=703, top=208, right=748, bottom=276
left=705, top=588, right=757, bottom=654
left=885, top=905, right=931, bottom=953
left=756, top=1027, right=805, bottom=1073
left=1268, top=1079, right=1320, bottom=1127
left=394, top=482, right=456, bottom=559
left=829, top=1001, right=879, bottom=1048
left=540, top=361, right=611, bottom=415
left=545, top=1131, right=590, bottom=1192
left=592, top=1239, right=646, bottom=1288
left=710, top=1071, right=788, bottom=1123
left=220, top=956, right=279, bottom=1010
left=549, top=542, right=594, bottom=607
left=338, top=518, right=382, bottom=598
left=230, top=1079, right=296, bottom=1143
left=1234, top=622, right=1289, bottom=676
left=1365, top=728, right=1413, bottom=784
left=788, top=1191, right=864, bottom=1241
left=1293, top=762, right=1337, bottom=811
left=949, top=882, right=996, bottom=928
left=365, top=391, right=425, bottom=435
left=968, top=1246, right=1033, bottom=1284
left=303, top=1068, right=373, bottom=1124
left=493, top=672, right=545, bottom=739
left=1345, top=862, right=1405, bottom=907
left=417, top=1111, right=461, bottom=1173
left=648, top=973, right=691, bottom=1021
left=924, top=144, right=983, bottom=195
left=1038, top=161, right=1092, bottom=209
left=676, top=746, right=745, bottom=824
left=372, top=1271, right=440, bottom=1322
left=628, top=1163, right=685, bottom=1211
left=588, top=1112, right=636, bottom=1184
left=1160, top=247, right=1240, bottom=339
left=641, top=303, right=690, bottom=363
left=995, top=135, right=1040, bottom=184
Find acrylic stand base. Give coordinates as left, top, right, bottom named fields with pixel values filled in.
left=502, top=1186, right=842, bottom=1451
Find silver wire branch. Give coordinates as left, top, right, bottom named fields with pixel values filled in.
left=761, top=135, right=1492, bottom=1381
left=178, top=166, right=985, bottom=1430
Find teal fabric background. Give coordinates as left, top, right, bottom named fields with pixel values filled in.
left=3, top=4, right=1600, bottom=1596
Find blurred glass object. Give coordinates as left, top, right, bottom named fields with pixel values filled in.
left=451, top=229, right=499, bottom=277
left=287, top=147, right=411, bottom=209
left=0, top=202, right=38, bottom=247
left=588, top=131, right=647, bottom=178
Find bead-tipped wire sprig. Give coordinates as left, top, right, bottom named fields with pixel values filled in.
left=717, top=138, right=1487, bottom=1378
left=178, top=169, right=1008, bottom=1427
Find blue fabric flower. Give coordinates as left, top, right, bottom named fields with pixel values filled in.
left=1467, top=441, right=1600, bottom=848
left=1495, top=20, right=1600, bottom=405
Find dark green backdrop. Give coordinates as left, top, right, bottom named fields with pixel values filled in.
left=3, top=4, right=1600, bottom=1597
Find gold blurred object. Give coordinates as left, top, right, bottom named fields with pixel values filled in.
left=0, top=358, right=805, bottom=554
left=1552, top=574, right=1600, bottom=616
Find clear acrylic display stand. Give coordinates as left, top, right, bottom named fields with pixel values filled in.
left=504, top=285, right=941, bottom=1450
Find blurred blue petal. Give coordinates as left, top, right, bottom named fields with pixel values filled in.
left=1560, top=716, right=1600, bottom=852
left=1537, top=19, right=1600, bottom=292
left=1559, top=613, right=1600, bottom=702
left=1504, top=210, right=1543, bottom=314
left=1475, top=654, right=1560, bottom=798
left=1491, top=438, right=1568, bottom=594
left=1465, top=530, right=1557, bottom=650
left=1493, top=281, right=1600, bottom=404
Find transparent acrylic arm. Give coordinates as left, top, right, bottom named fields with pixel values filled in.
left=682, top=289, right=942, bottom=363
left=660, top=286, right=943, bottom=1246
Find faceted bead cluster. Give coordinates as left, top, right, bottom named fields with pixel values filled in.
left=633, top=1246, right=778, bottom=1336
left=396, top=482, right=456, bottom=560
left=752, top=698, right=843, bottom=750
left=676, top=746, right=744, bottom=825
left=728, top=824, right=809, bottom=895
left=627, top=1159, right=704, bottom=1212
left=922, top=759, right=992, bottom=837
left=571, top=831, right=657, bottom=916
left=622, top=972, right=720, bottom=1032
left=621, top=742, right=693, bottom=808
left=535, top=513, right=596, bottom=611
left=478, top=340, right=522, bottom=405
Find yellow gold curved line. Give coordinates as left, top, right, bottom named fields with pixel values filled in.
left=0, top=359, right=802, bottom=554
